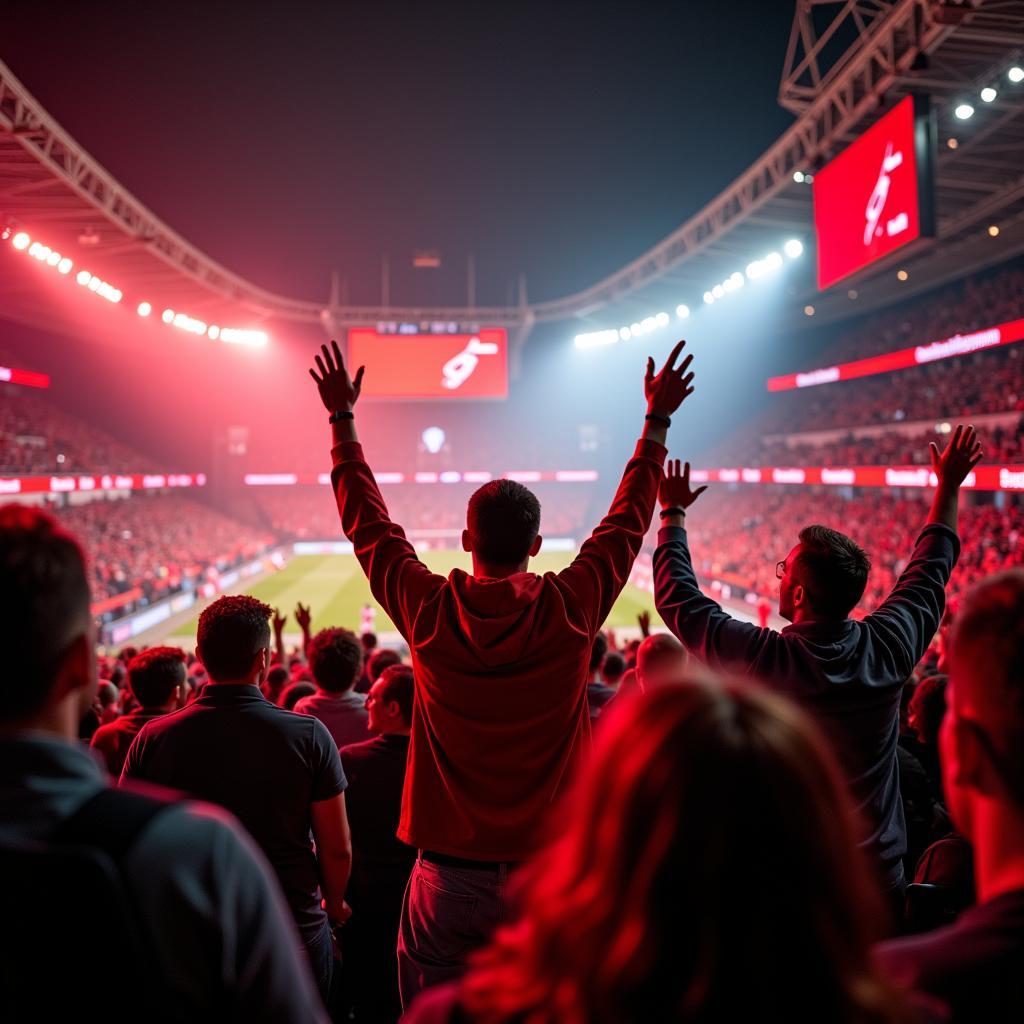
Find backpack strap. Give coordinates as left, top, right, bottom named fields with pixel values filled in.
left=53, top=784, right=176, bottom=863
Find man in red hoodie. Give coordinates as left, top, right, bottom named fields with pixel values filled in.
left=310, top=337, right=694, bottom=1005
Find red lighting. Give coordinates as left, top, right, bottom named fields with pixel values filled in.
left=684, top=464, right=1024, bottom=492
left=813, top=95, right=934, bottom=289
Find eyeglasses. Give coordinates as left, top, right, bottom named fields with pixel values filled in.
left=775, top=560, right=786, bottom=580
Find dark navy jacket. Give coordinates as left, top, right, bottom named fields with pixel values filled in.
left=653, top=522, right=960, bottom=887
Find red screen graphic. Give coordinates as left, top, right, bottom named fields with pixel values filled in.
left=813, top=95, right=932, bottom=290
left=347, top=328, right=508, bottom=399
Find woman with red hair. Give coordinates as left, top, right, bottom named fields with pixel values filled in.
left=403, top=678, right=913, bottom=1023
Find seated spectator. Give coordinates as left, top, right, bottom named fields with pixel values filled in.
left=339, top=664, right=417, bottom=1021
left=878, top=569, right=1024, bottom=1018
left=262, top=664, right=291, bottom=706
left=294, top=627, right=372, bottom=748
left=0, top=505, right=327, bottom=1021
left=121, top=595, right=353, bottom=1003
left=404, top=680, right=909, bottom=1023
left=586, top=634, right=615, bottom=720
left=90, top=647, right=185, bottom=777
left=602, top=651, right=626, bottom=689
left=281, top=680, right=315, bottom=711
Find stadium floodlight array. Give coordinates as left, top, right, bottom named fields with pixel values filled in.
left=4, top=229, right=270, bottom=348
left=574, top=238, right=803, bottom=350
left=951, top=61, right=1024, bottom=122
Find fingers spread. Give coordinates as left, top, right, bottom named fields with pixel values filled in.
left=665, top=339, right=686, bottom=370
left=309, top=367, right=322, bottom=384
left=314, top=355, right=328, bottom=379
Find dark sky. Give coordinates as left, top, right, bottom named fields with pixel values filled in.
left=5, top=1, right=796, bottom=308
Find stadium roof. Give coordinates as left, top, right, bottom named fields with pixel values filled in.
left=1, top=0, right=1023, bottom=350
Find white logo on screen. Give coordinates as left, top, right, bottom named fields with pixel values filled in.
left=864, top=142, right=909, bottom=247
left=441, top=337, right=499, bottom=390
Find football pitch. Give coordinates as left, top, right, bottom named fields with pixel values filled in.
left=170, top=551, right=661, bottom=640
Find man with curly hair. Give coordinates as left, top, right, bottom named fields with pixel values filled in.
left=294, top=626, right=372, bottom=748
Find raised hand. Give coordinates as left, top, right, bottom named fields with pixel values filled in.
left=645, top=340, right=695, bottom=418
left=272, top=608, right=287, bottom=635
left=309, top=339, right=365, bottom=413
left=929, top=424, right=983, bottom=491
left=295, top=602, right=312, bottom=633
left=637, top=610, right=651, bottom=637
left=659, top=459, right=708, bottom=511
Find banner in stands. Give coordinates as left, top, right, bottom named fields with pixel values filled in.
left=690, top=465, right=1024, bottom=492
left=766, top=316, right=1024, bottom=392
left=347, top=328, right=509, bottom=399
left=813, top=94, right=934, bottom=289
left=0, top=472, right=206, bottom=497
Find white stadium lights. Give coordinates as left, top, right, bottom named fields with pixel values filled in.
left=676, top=304, right=690, bottom=319
left=5, top=229, right=269, bottom=349
left=784, top=238, right=804, bottom=259
left=980, top=87, right=997, bottom=103
left=954, top=102, right=975, bottom=120
left=1008, top=66, right=1023, bottom=84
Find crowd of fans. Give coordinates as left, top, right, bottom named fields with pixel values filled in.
left=55, top=495, right=276, bottom=608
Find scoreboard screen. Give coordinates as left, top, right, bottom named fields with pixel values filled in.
left=813, top=94, right=934, bottom=290
left=347, top=327, right=508, bottom=399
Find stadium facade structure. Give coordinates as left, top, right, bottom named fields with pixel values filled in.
left=1, top=0, right=1023, bottom=359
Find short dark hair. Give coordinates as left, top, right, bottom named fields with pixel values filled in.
left=368, top=647, right=402, bottom=681
left=361, top=631, right=377, bottom=650
left=467, top=479, right=541, bottom=566
left=602, top=652, right=626, bottom=682
left=197, top=595, right=272, bottom=681
left=265, top=664, right=290, bottom=691
left=795, top=525, right=871, bottom=620
left=0, top=505, right=92, bottom=722
left=308, top=628, right=363, bottom=693
left=377, top=664, right=414, bottom=724
left=589, top=633, right=608, bottom=673
left=281, top=680, right=316, bottom=711
left=128, top=646, right=186, bottom=708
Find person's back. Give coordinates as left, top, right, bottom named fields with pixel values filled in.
left=90, top=646, right=185, bottom=777
left=293, top=626, right=372, bottom=748
left=311, top=336, right=694, bottom=1002
left=0, top=505, right=327, bottom=1021
left=121, top=595, right=352, bottom=1001
left=878, top=569, right=1024, bottom=1020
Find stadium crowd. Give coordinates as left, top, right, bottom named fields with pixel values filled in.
left=6, top=341, right=1022, bottom=1023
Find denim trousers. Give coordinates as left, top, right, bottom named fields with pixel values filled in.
left=397, top=854, right=512, bottom=1010
left=304, top=918, right=336, bottom=1007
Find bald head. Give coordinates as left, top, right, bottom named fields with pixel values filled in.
left=635, top=633, right=688, bottom=691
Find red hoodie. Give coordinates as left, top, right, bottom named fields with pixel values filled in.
left=331, top=438, right=666, bottom=860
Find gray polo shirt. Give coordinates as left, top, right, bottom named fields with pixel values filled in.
left=0, top=732, right=328, bottom=1022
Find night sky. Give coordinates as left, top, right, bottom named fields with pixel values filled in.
left=5, top=1, right=796, bottom=308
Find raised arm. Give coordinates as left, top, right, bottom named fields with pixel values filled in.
left=556, top=341, right=695, bottom=633
left=654, top=460, right=770, bottom=671
left=271, top=607, right=287, bottom=664
left=867, top=425, right=979, bottom=670
left=295, top=602, right=313, bottom=658
left=310, top=341, right=444, bottom=638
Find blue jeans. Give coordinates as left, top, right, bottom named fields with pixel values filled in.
left=304, top=919, right=335, bottom=1006
left=397, top=854, right=512, bottom=1010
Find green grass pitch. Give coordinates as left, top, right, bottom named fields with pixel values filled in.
left=171, top=551, right=660, bottom=639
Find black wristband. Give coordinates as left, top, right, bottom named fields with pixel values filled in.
left=645, top=412, right=671, bottom=427
left=659, top=506, right=686, bottom=519
left=328, top=409, right=355, bottom=424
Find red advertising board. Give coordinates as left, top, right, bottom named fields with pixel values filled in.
left=687, top=465, right=1024, bottom=493
left=347, top=328, right=508, bottom=399
left=813, top=94, right=934, bottom=289
left=0, top=472, right=205, bottom=497
left=767, top=317, right=1024, bottom=392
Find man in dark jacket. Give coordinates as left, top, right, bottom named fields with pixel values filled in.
left=309, top=336, right=695, bottom=1005
left=652, top=426, right=982, bottom=908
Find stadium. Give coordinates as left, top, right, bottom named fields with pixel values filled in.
left=3, top=2, right=1024, bottom=1021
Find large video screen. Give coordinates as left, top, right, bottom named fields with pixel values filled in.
left=813, top=94, right=934, bottom=290
left=347, top=328, right=509, bottom=399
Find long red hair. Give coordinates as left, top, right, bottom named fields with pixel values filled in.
left=460, top=678, right=910, bottom=1023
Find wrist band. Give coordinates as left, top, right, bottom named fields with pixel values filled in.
left=660, top=506, right=685, bottom=519
left=328, top=409, right=355, bottom=424
left=645, top=412, right=671, bottom=427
